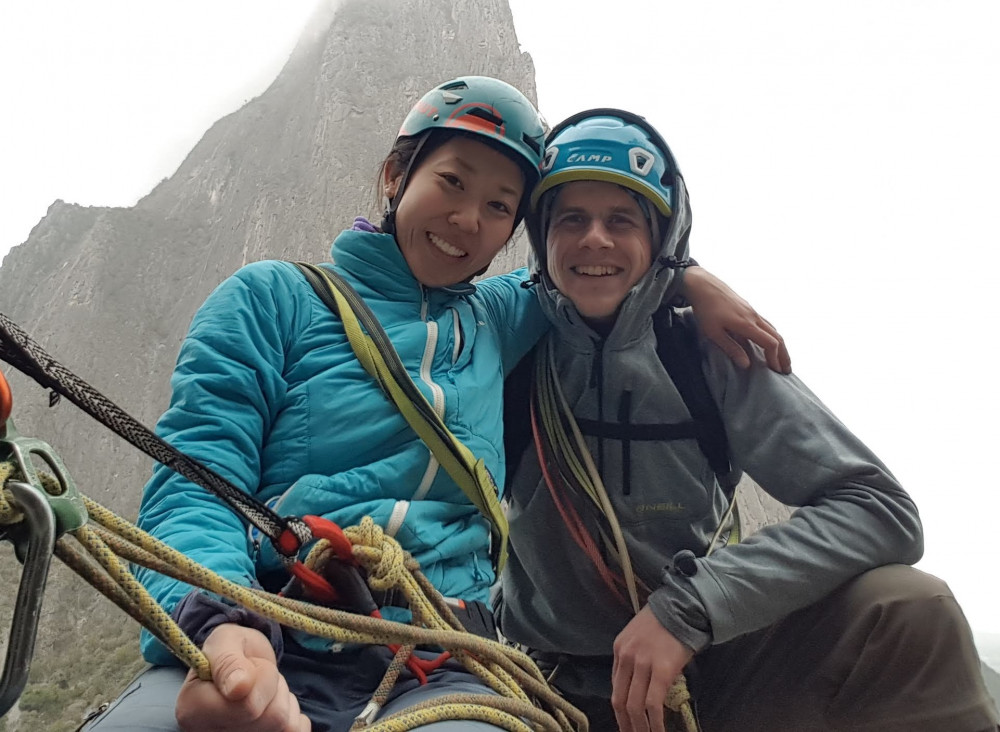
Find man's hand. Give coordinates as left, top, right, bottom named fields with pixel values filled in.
left=612, top=606, right=694, bottom=732
left=681, top=266, right=792, bottom=374
left=175, top=623, right=311, bottom=732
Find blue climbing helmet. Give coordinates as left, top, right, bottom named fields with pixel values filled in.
left=527, top=108, right=685, bottom=265
left=532, top=108, right=679, bottom=215
left=384, top=76, right=547, bottom=233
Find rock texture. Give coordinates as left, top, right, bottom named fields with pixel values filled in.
left=0, top=1, right=788, bottom=730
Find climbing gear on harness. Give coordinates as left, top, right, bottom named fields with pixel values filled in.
left=0, top=474, right=56, bottom=717
left=0, top=376, right=89, bottom=717
left=1, top=487, right=583, bottom=729
left=295, top=261, right=511, bottom=572
left=384, top=76, right=546, bottom=234
left=0, top=420, right=86, bottom=544
left=0, top=322, right=586, bottom=730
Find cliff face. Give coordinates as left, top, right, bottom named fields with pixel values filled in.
left=0, top=2, right=538, bottom=729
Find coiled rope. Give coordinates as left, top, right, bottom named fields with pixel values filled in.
left=0, top=460, right=585, bottom=731
left=531, top=337, right=698, bottom=732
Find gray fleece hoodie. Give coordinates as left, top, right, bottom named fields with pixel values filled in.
left=497, top=175, right=923, bottom=697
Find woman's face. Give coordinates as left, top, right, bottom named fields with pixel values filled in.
left=386, top=136, right=525, bottom=288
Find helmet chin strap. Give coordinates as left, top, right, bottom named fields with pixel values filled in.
left=380, top=132, right=432, bottom=235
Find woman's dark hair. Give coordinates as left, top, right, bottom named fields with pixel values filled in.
left=369, top=132, right=444, bottom=218
left=370, top=129, right=533, bottom=231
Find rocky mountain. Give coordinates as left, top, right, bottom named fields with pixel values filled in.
left=983, top=663, right=1000, bottom=712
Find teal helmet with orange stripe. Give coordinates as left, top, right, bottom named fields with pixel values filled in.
left=383, top=76, right=546, bottom=234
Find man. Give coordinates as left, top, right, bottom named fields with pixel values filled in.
left=498, top=109, right=998, bottom=732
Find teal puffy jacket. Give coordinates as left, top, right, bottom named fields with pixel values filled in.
left=136, top=225, right=545, bottom=664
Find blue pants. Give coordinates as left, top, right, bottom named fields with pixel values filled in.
left=81, top=642, right=507, bottom=732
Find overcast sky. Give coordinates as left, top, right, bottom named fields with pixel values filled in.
left=1, top=1, right=998, bottom=644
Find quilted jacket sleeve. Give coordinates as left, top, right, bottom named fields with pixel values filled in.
left=135, top=261, right=302, bottom=665
left=474, top=269, right=549, bottom=377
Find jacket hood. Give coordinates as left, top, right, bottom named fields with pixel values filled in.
left=528, top=175, right=693, bottom=349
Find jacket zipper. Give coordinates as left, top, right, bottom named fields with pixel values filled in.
left=412, top=289, right=443, bottom=501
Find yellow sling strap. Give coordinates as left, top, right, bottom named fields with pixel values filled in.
left=295, top=262, right=509, bottom=572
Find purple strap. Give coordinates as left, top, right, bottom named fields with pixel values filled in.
left=351, top=216, right=380, bottom=233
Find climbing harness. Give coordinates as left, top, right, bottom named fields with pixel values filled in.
left=0, top=311, right=585, bottom=730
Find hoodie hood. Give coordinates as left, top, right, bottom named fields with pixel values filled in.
left=528, top=174, right=693, bottom=350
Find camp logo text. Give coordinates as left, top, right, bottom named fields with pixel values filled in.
left=567, top=153, right=613, bottom=164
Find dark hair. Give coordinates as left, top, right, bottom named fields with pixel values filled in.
left=370, top=130, right=533, bottom=229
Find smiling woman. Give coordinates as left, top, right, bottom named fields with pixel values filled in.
left=387, top=136, right=525, bottom=288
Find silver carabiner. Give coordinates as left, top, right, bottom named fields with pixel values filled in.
left=0, top=480, right=57, bottom=718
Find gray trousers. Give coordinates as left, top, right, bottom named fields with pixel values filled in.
left=79, top=644, right=508, bottom=732
left=559, top=565, right=1000, bottom=732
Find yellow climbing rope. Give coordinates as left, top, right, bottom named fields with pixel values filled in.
left=0, top=459, right=589, bottom=732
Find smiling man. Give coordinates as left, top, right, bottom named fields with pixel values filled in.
left=543, top=179, right=653, bottom=332
left=498, top=109, right=998, bottom=732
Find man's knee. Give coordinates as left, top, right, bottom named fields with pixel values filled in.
left=839, top=564, right=965, bottom=634
left=846, top=564, right=952, bottom=604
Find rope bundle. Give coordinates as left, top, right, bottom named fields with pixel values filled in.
left=0, top=465, right=586, bottom=731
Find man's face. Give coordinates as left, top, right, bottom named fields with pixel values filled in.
left=545, top=181, right=654, bottom=329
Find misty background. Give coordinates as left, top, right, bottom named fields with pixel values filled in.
left=1, top=0, right=998, bottom=667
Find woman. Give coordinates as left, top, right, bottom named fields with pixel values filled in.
left=83, top=78, right=787, bottom=732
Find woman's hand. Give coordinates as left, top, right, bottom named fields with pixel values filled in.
left=175, top=623, right=311, bottom=732
left=681, top=267, right=791, bottom=374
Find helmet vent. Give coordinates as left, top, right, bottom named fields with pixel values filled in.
left=540, top=146, right=558, bottom=172
left=521, top=132, right=542, bottom=156
left=465, top=106, right=504, bottom=127
left=440, top=80, right=470, bottom=91
left=442, top=91, right=463, bottom=105
left=629, top=147, right=655, bottom=177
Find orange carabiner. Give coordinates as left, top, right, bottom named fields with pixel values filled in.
left=0, top=370, right=11, bottom=428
